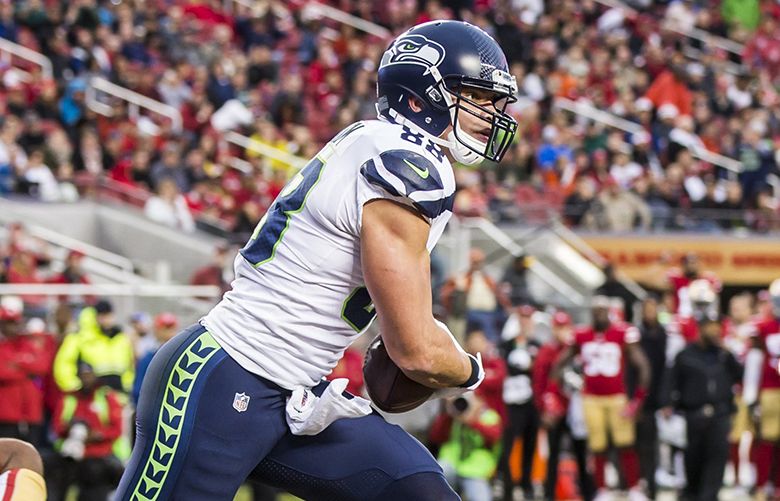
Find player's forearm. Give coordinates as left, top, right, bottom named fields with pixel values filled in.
left=392, top=322, right=472, bottom=388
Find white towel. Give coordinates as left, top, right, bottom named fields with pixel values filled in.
left=285, top=378, right=372, bottom=436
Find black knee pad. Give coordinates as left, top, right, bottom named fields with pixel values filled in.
left=374, top=472, right=460, bottom=501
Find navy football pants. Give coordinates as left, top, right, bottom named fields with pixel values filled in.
left=115, top=324, right=458, bottom=500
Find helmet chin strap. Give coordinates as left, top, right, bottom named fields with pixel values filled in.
left=380, top=96, right=488, bottom=166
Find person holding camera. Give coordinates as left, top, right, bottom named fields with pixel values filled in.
left=429, top=394, right=502, bottom=501
left=53, top=299, right=135, bottom=395
left=48, top=362, right=124, bottom=501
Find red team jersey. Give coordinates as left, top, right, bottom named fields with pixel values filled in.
left=753, top=318, right=780, bottom=390
left=667, top=269, right=721, bottom=314
left=573, top=323, right=640, bottom=396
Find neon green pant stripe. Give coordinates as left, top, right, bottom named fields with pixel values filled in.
left=131, top=331, right=222, bottom=501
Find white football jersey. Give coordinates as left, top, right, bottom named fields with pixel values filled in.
left=202, top=120, right=456, bottom=389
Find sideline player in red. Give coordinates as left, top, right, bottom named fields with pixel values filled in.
left=666, top=253, right=720, bottom=315
left=745, top=279, right=780, bottom=500
left=554, top=296, right=651, bottom=501
left=666, top=279, right=720, bottom=361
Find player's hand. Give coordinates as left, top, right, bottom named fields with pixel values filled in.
left=622, top=398, right=642, bottom=419
left=748, top=402, right=761, bottom=429
left=431, top=353, right=484, bottom=400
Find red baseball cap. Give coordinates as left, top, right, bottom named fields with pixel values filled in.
left=0, top=307, right=22, bottom=322
left=552, top=311, right=572, bottom=326
left=155, top=312, right=178, bottom=329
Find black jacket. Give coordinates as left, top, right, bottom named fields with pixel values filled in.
left=663, top=343, right=742, bottom=415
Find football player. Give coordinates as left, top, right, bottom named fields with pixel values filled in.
left=745, top=279, right=780, bottom=500
left=0, top=439, right=46, bottom=501
left=666, top=252, right=721, bottom=316
left=553, top=296, right=651, bottom=501
left=116, top=20, right=517, bottom=501
left=665, top=278, right=719, bottom=362
left=722, top=293, right=756, bottom=492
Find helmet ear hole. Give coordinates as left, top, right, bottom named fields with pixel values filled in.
left=409, top=96, right=425, bottom=113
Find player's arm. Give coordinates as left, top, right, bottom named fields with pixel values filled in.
left=623, top=341, right=651, bottom=417
left=0, top=439, right=43, bottom=476
left=626, top=342, right=651, bottom=391
left=361, top=199, right=473, bottom=388
left=743, top=335, right=764, bottom=407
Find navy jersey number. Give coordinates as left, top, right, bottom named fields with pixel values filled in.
left=241, top=156, right=326, bottom=266
left=240, top=122, right=365, bottom=267
left=342, top=286, right=375, bottom=332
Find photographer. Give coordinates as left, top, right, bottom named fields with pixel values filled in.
left=48, top=362, right=124, bottom=501
left=429, top=394, right=502, bottom=501
left=53, top=299, right=134, bottom=394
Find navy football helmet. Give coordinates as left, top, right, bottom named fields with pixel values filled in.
left=377, top=20, right=518, bottom=164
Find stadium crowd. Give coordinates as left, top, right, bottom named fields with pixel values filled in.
left=0, top=0, right=780, bottom=235
left=3, top=211, right=780, bottom=500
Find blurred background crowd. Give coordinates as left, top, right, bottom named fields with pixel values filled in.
left=2, top=0, right=780, bottom=500
left=3, top=214, right=780, bottom=501
left=0, top=0, right=780, bottom=237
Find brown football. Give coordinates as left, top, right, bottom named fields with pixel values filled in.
left=363, top=336, right=435, bottom=413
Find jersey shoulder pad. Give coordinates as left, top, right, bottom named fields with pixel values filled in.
left=360, top=148, right=453, bottom=219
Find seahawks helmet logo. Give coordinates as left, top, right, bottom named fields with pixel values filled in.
left=380, top=35, right=446, bottom=72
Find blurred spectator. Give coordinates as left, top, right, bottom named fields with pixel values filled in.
left=500, top=254, right=534, bottom=307
left=326, top=346, right=364, bottom=398
left=632, top=296, right=669, bottom=499
left=662, top=318, right=742, bottom=501
left=645, top=52, right=693, bottom=117
left=564, top=176, right=597, bottom=227
left=190, top=244, right=232, bottom=296
left=440, top=249, right=511, bottom=343
left=132, top=313, right=178, bottom=405
left=49, top=362, right=124, bottom=501
left=53, top=300, right=134, bottom=394
left=595, top=263, right=638, bottom=322
left=6, top=251, right=47, bottom=313
left=144, top=178, right=196, bottom=232
left=430, top=394, right=501, bottom=501
left=609, top=150, right=643, bottom=190
left=0, top=306, right=51, bottom=445
left=532, top=310, right=594, bottom=501
left=586, top=178, right=652, bottom=232
left=498, top=304, right=540, bottom=501
left=465, top=330, right=507, bottom=424
left=48, top=250, right=94, bottom=308
left=128, top=311, right=155, bottom=360
left=150, top=143, right=190, bottom=193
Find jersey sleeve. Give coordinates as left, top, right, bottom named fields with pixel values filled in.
left=357, top=149, right=454, bottom=221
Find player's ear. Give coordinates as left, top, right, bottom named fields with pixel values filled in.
left=408, top=96, right=424, bottom=113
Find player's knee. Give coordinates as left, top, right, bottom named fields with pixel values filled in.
left=375, top=472, right=460, bottom=501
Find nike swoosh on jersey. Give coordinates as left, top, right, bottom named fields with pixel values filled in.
left=403, top=158, right=429, bottom=179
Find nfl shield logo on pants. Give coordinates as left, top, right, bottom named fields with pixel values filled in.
left=233, top=392, right=250, bottom=412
